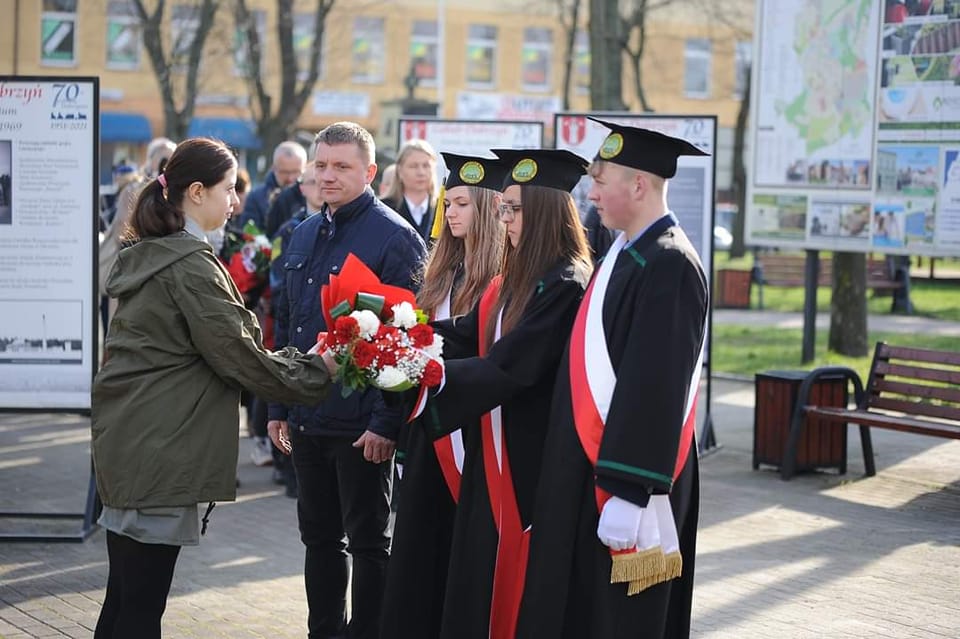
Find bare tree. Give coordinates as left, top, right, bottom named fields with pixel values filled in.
left=133, top=0, right=221, bottom=141
left=618, top=0, right=675, bottom=112
left=552, top=0, right=584, bottom=110
left=730, top=64, right=749, bottom=258
left=235, top=0, right=335, bottom=163
left=589, top=0, right=627, bottom=110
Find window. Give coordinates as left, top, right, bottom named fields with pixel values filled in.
left=294, top=12, right=325, bottom=81
left=466, top=25, right=496, bottom=88
left=410, top=21, right=439, bottom=85
left=352, top=17, right=385, bottom=84
left=522, top=27, right=552, bottom=91
left=171, top=4, right=201, bottom=72
left=234, top=9, right=266, bottom=77
left=684, top=38, right=711, bottom=98
left=106, top=1, right=141, bottom=70
left=574, top=29, right=590, bottom=94
left=734, top=40, right=752, bottom=99
left=41, top=0, right=77, bottom=67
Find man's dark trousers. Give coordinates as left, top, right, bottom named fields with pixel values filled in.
left=292, top=432, right=392, bottom=639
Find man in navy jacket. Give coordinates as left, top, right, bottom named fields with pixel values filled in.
left=268, top=122, right=425, bottom=639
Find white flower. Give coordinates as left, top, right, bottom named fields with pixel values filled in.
left=391, top=302, right=418, bottom=329
left=423, top=333, right=444, bottom=360
left=376, top=365, right=408, bottom=389
left=350, top=309, right=381, bottom=339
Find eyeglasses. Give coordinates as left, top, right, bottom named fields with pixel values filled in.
left=497, top=203, right=522, bottom=220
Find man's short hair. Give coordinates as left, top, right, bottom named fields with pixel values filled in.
left=314, top=122, right=376, bottom=166
left=273, top=140, right=308, bottom=166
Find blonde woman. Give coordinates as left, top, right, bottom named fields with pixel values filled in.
left=382, top=139, right=440, bottom=239
left=382, top=153, right=508, bottom=638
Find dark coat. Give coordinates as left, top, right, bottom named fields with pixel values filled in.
left=269, top=187, right=426, bottom=440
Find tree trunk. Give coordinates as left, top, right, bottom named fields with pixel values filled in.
left=589, top=0, right=625, bottom=110
left=558, top=0, right=582, bottom=111
left=828, top=252, right=868, bottom=356
left=730, top=66, right=750, bottom=258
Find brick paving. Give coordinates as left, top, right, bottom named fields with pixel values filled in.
left=1, top=378, right=959, bottom=638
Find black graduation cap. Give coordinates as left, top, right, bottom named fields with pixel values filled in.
left=588, top=117, right=708, bottom=179
left=440, top=152, right=510, bottom=192
left=491, top=148, right=589, bottom=193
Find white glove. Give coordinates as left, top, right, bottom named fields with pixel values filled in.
left=597, top=496, right=644, bottom=551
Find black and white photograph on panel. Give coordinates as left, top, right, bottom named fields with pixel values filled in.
left=0, top=300, right=83, bottom=364
left=0, top=139, right=11, bottom=224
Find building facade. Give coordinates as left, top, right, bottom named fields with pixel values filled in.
left=0, top=0, right=753, bottom=187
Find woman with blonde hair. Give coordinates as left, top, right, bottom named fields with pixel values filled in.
left=382, top=153, right=508, bottom=638
left=382, top=138, right=440, bottom=240
left=414, top=149, right=594, bottom=638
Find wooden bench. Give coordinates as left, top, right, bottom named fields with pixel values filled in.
left=752, top=254, right=905, bottom=308
left=781, top=342, right=960, bottom=479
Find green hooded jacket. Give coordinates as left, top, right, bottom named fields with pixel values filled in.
left=92, top=231, right=330, bottom=508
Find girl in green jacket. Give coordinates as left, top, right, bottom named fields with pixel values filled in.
left=92, top=137, right=334, bottom=639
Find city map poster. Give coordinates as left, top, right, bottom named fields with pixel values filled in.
left=754, top=0, right=879, bottom=188
left=0, top=77, right=98, bottom=410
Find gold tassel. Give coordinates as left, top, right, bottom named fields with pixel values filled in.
left=610, top=548, right=665, bottom=584
left=625, top=552, right=684, bottom=596
left=430, top=186, right=446, bottom=239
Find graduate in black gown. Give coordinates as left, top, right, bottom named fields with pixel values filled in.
left=417, top=149, right=594, bottom=639
left=516, top=120, right=709, bottom=639
left=381, top=154, right=506, bottom=639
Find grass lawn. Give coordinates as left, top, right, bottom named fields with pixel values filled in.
left=710, top=324, right=959, bottom=381
left=713, top=253, right=960, bottom=321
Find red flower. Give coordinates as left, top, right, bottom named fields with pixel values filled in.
left=422, top=359, right=443, bottom=387
left=376, top=341, right=399, bottom=366
left=376, top=325, right=401, bottom=341
left=333, top=316, right=360, bottom=343
left=408, top=323, right=434, bottom=348
left=353, top=340, right=377, bottom=368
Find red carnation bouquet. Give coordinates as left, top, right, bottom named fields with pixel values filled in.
left=222, top=220, right=271, bottom=295
left=320, top=255, right=444, bottom=408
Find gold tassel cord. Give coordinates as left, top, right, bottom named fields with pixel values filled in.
left=610, top=547, right=666, bottom=584
left=430, top=186, right=446, bottom=239
left=625, top=552, right=683, bottom=597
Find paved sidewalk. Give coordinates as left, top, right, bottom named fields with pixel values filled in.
left=1, top=378, right=959, bottom=638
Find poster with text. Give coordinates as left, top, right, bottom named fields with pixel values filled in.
left=0, top=77, right=98, bottom=410
left=397, top=118, right=543, bottom=183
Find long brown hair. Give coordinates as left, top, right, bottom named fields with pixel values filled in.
left=418, top=187, right=504, bottom=316
left=485, top=185, right=592, bottom=347
left=125, top=138, right=237, bottom=241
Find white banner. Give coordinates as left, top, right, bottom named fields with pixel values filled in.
left=455, top=91, right=561, bottom=127
left=312, top=90, right=371, bottom=118
left=0, top=77, right=98, bottom=410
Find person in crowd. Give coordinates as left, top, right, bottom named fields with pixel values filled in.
left=381, top=139, right=439, bottom=240
left=516, top=119, right=709, bottom=639
left=240, top=140, right=307, bottom=232
left=260, top=167, right=327, bottom=497
left=378, top=163, right=396, bottom=199
left=267, top=122, right=425, bottom=639
left=381, top=153, right=507, bottom=638
left=414, top=148, right=593, bottom=638
left=92, top=137, right=336, bottom=639
left=99, top=137, right=176, bottom=324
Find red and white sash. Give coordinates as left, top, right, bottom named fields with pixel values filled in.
left=569, top=231, right=702, bottom=595
left=431, top=288, right=466, bottom=502
left=476, top=277, right=529, bottom=639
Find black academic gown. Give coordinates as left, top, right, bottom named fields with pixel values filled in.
left=383, top=196, right=437, bottom=241
left=420, top=260, right=586, bottom=639
left=382, top=278, right=471, bottom=639
left=516, top=222, right=708, bottom=639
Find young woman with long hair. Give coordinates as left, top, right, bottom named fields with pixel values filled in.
left=411, top=149, right=594, bottom=639
left=381, top=138, right=440, bottom=240
left=382, top=153, right=508, bottom=638
left=92, top=138, right=334, bottom=638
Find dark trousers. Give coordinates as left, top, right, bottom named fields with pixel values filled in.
left=94, top=531, right=181, bottom=639
left=291, top=433, right=392, bottom=639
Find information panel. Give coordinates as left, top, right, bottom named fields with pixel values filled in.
left=397, top=118, right=543, bottom=174
left=0, top=76, right=99, bottom=410
left=747, top=0, right=960, bottom=257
